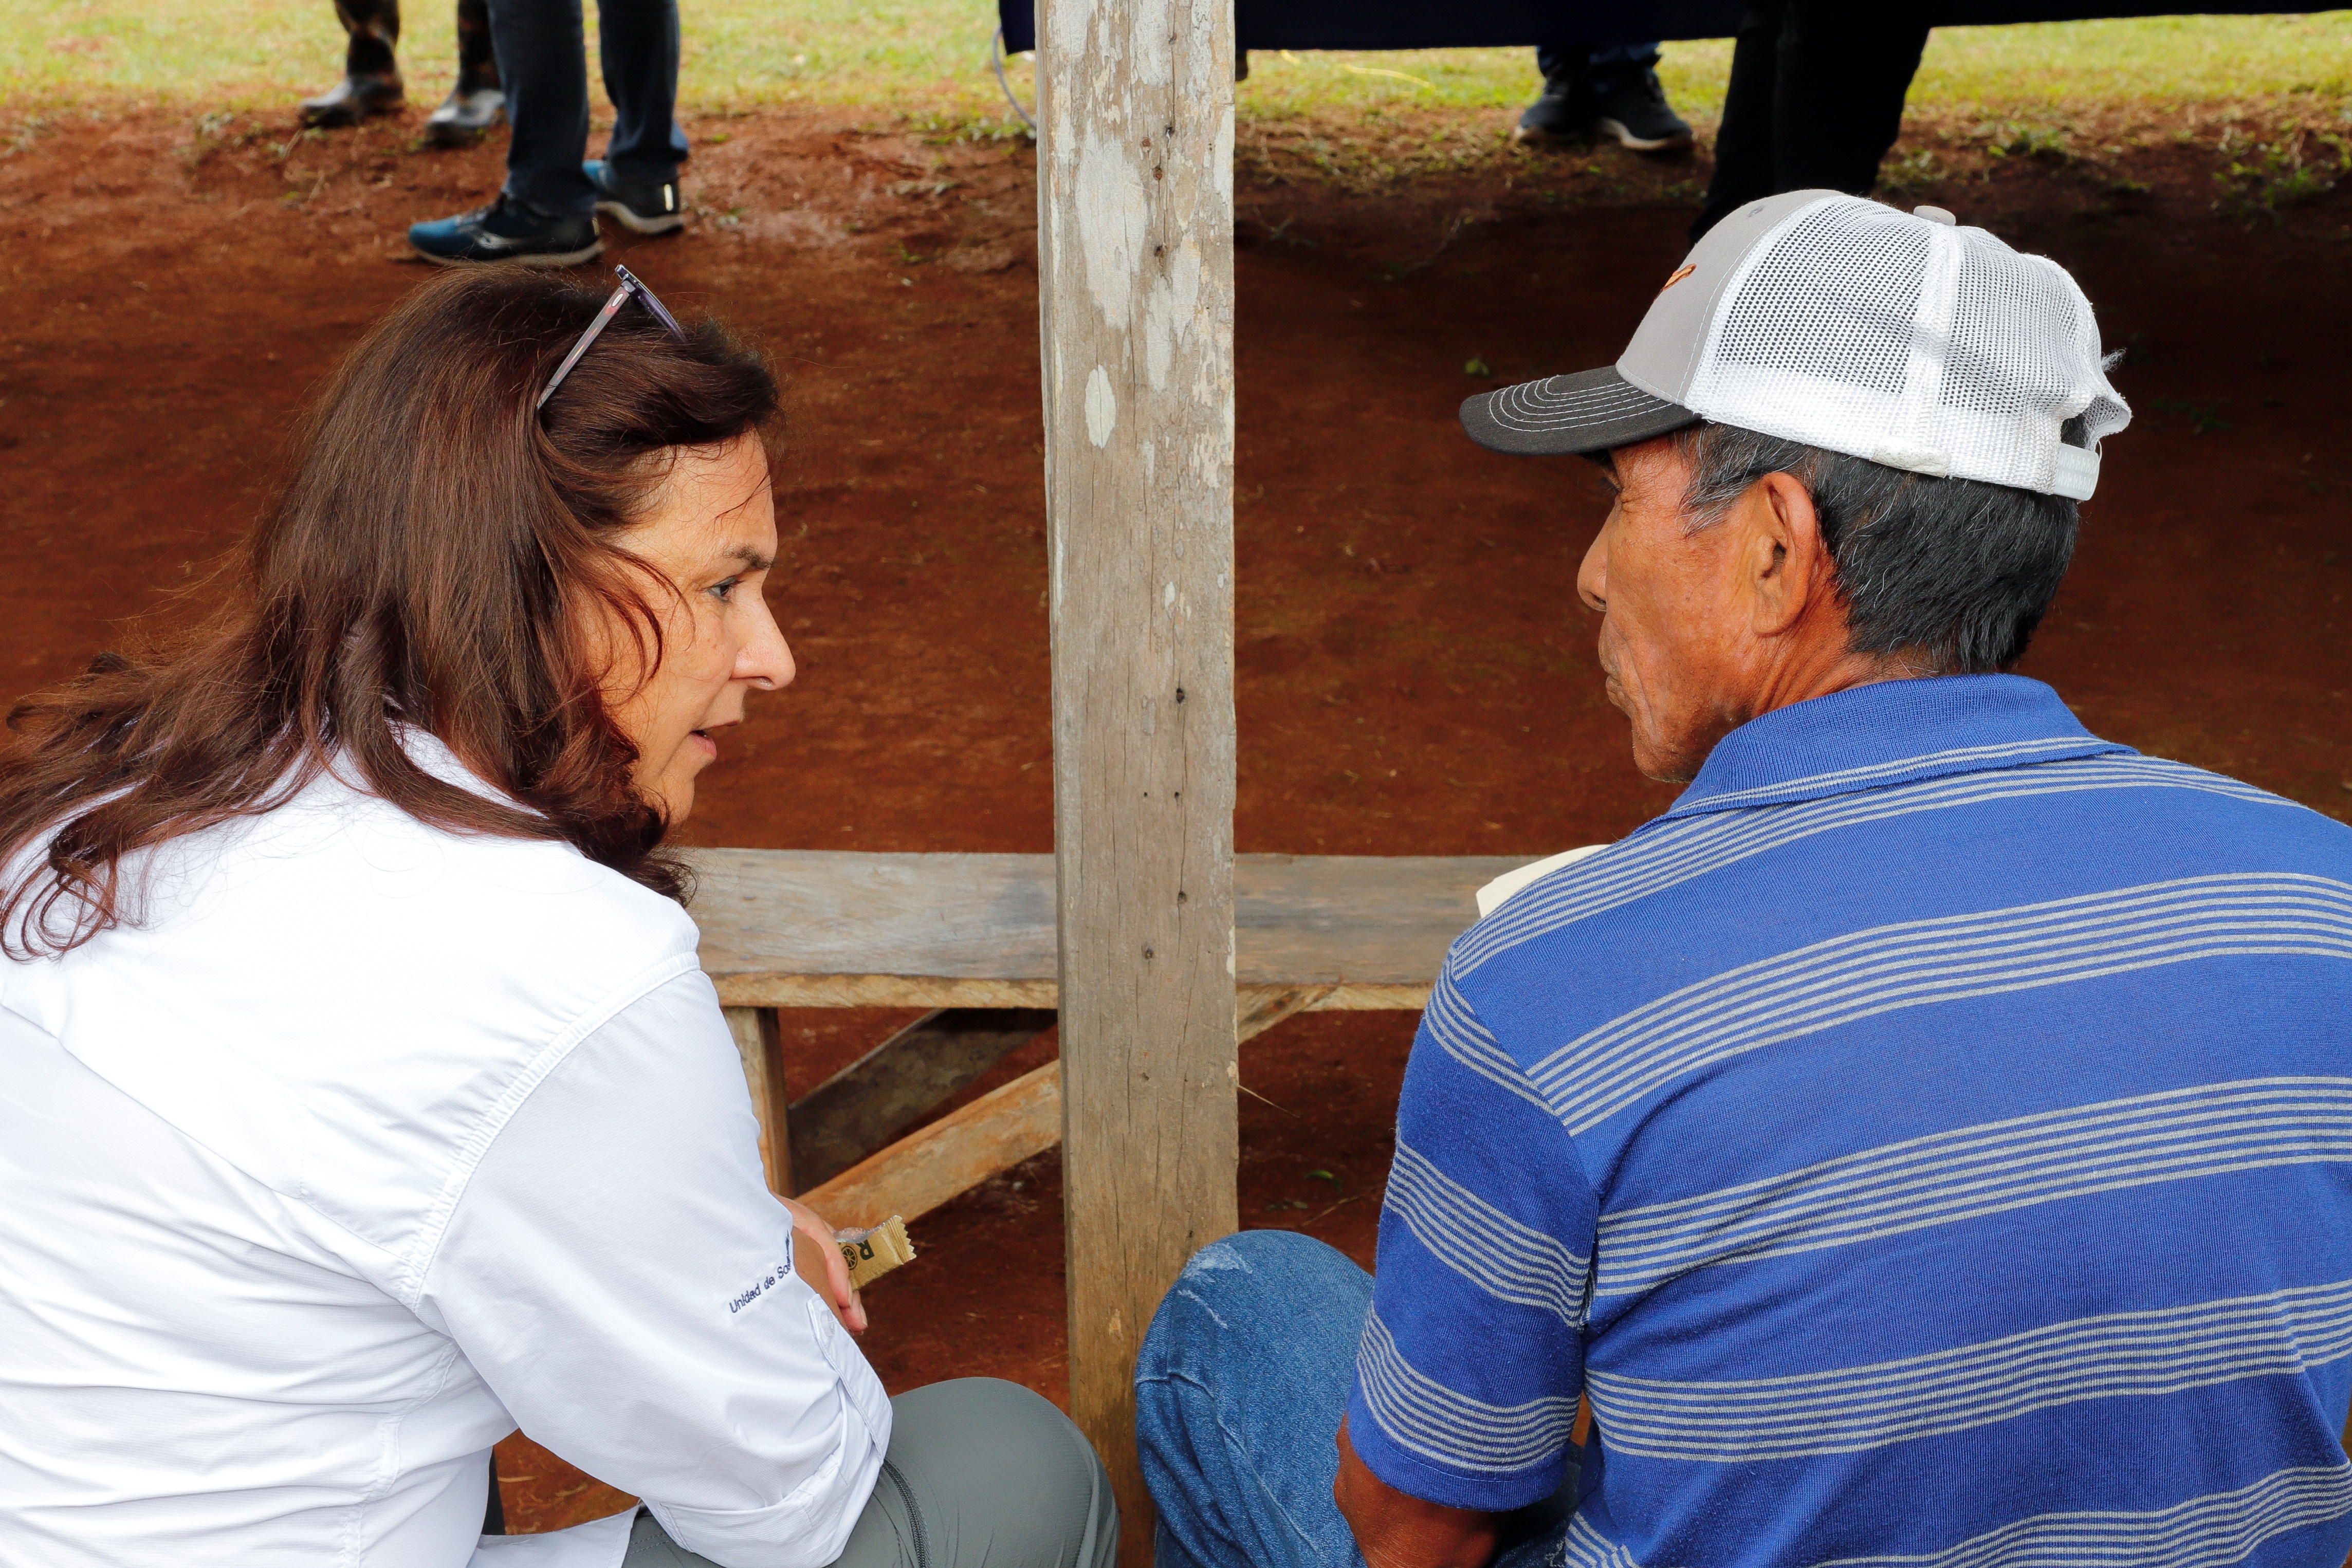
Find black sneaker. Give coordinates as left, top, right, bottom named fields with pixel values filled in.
left=584, top=160, right=686, bottom=236
left=424, top=85, right=506, bottom=146
left=1512, top=73, right=1595, bottom=150
left=298, top=72, right=405, bottom=129
left=408, top=194, right=601, bottom=267
left=1592, top=68, right=1693, bottom=153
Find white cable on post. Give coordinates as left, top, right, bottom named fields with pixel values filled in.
left=989, top=27, right=1037, bottom=132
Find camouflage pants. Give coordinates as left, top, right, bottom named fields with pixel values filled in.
left=333, top=0, right=499, bottom=91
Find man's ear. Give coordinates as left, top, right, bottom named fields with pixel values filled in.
left=1738, top=470, right=1830, bottom=638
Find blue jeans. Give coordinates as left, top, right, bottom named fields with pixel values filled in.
left=489, top=0, right=688, bottom=218
left=1135, top=1231, right=1578, bottom=1568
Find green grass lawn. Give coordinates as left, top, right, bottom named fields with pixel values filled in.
left=4, top=0, right=2347, bottom=125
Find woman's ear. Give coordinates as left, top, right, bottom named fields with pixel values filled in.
left=1740, top=470, right=1830, bottom=638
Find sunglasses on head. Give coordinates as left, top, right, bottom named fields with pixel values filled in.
left=536, top=264, right=687, bottom=411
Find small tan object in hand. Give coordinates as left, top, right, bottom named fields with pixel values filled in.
left=835, top=1216, right=916, bottom=1289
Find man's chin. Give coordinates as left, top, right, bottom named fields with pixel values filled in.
left=1628, top=727, right=1701, bottom=786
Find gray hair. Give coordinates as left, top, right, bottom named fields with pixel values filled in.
left=1669, top=422, right=2083, bottom=675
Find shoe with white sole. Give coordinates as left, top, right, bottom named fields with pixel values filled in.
left=299, top=72, right=405, bottom=129
left=1592, top=69, right=1693, bottom=153
left=408, top=194, right=601, bottom=267
left=1512, top=70, right=1594, bottom=149
left=585, top=159, right=686, bottom=235
left=425, top=85, right=506, bottom=146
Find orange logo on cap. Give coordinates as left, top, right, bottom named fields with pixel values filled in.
left=1657, top=264, right=1696, bottom=296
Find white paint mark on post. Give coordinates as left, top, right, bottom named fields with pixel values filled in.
left=1144, top=242, right=1204, bottom=392
left=1086, top=366, right=1117, bottom=447
left=1163, top=581, right=1176, bottom=609
left=1077, top=129, right=1149, bottom=326
left=1133, top=12, right=1171, bottom=83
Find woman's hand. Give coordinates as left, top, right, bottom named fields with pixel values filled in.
left=782, top=1194, right=870, bottom=1336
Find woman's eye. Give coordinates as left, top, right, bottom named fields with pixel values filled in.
left=709, top=576, right=741, bottom=603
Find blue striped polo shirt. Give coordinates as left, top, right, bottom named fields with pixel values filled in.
left=1350, top=673, right=2352, bottom=1568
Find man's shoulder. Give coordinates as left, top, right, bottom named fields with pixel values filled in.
left=1441, top=747, right=2352, bottom=1028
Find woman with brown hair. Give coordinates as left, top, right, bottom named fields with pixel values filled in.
left=0, top=270, right=1114, bottom=1568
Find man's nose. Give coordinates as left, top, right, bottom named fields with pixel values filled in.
left=1576, top=528, right=1609, bottom=614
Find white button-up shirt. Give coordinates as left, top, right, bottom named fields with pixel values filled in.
left=0, top=740, right=890, bottom=1567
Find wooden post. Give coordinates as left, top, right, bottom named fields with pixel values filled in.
left=725, top=1005, right=794, bottom=1197
left=1036, top=0, right=1239, bottom=1547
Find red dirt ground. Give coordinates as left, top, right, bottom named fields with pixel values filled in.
left=3, top=99, right=2347, bottom=1530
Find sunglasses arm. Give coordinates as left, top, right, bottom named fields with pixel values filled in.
left=535, top=281, right=635, bottom=411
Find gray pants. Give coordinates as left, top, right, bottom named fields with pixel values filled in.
left=622, top=1378, right=1117, bottom=1568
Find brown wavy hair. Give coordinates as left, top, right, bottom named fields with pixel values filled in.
left=0, top=268, right=780, bottom=957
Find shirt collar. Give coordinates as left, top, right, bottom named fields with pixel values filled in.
left=1662, top=674, right=2132, bottom=819
left=318, top=723, right=540, bottom=817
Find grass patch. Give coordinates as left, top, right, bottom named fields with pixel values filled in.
left=1229, top=16, right=2350, bottom=126
left=2213, top=122, right=2351, bottom=214
left=3, top=0, right=2347, bottom=127
left=1, top=0, right=1020, bottom=114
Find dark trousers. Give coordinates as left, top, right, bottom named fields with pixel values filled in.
left=1693, top=0, right=1930, bottom=239
left=332, top=0, right=498, bottom=90
left=1534, top=43, right=1663, bottom=102
left=490, top=0, right=689, bottom=220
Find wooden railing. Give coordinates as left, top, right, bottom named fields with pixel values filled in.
left=686, top=850, right=1525, bottom=1227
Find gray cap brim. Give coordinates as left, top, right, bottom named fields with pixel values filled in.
left=1459, top=366, right=1699, bottom=457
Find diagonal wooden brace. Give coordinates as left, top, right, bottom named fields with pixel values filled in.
left=794, top=986, right=1339, bottom=1230
left=788, top=1008, right=1059, bottom=1192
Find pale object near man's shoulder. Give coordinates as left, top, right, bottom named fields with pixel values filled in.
left=1474, top=843, right=1612, bottom=919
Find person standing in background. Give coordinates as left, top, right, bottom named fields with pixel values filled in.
left=298, top=0, right=508, bottom=146
left=410, top=0, right=689, bottom=267
left=1691, top=0, right=1931, bottom=237
left=1514, top=45, right=1693, bottom=154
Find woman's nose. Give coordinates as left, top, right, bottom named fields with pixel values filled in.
left=739, top=604, right=796, bottom=691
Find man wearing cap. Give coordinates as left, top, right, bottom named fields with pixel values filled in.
left=1134, top=192, right=2352, bottom=1568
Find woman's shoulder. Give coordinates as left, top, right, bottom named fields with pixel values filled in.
left=4, top=765, right=714, bottom=1281
left=252, top=762, right=703, bottom=976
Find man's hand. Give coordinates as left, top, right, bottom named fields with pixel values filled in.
left=1335, top=1418, right=1500, bottom=1568
left=782, top=1194, right=869, bottom=1336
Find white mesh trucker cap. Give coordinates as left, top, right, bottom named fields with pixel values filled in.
left=1460, top=191, right=2131, bottom=500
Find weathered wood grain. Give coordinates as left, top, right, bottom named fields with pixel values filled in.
left=689, top=850, right=1057, bottom=985
left=788, top=1008, right=1058, bottom=1190
left=1036, top=0, right=1238, bottom=1540
left=724, top=1005, right=793, bottom=1196
left=712, top=975, right=1059, bottom=1010
left=694, top=847, right=1524, bottom=1250
left=790, top=990, right=1344, bottom=1236
left=797, top=1059, right=1063, bottom=1231
left=1236, top=983, right=1339, bottom=1040
left=706, top=973, right=1440, bottom=1012
left=686, top=849, right=1522, bottom=995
